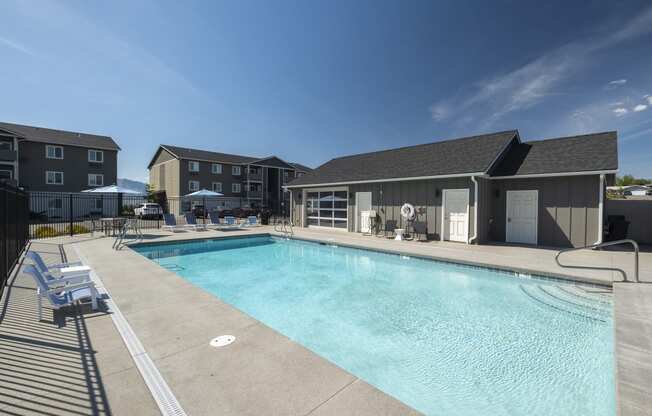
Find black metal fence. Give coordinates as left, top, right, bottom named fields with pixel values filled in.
left=27, top=192, right=291, bottom=239
left=1, top=182, right=29, bottom=298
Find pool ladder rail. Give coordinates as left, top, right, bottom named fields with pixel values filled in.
left=274, top=217, right=294, bottom=239
left=555, top=239, right=641, bottom=283
left=113, top=218, right=144, bottom=250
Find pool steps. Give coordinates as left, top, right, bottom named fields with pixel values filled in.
left=520, top=284, right=612, bottom=323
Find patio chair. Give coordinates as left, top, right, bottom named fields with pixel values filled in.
left=23, top=264, right=100, bottom=321
left=244, top=215, right=261, bottom=227
left=162, top=214, right=189, bottom=232
left=378, top=220, right=397, bottom=238
left=206, top=212, right=224, bottom=229
left=184, top=213, right=208, bottom=231
left=412, top=221, right=428, bottom=242
left=26, top=251, right=91, bottom=286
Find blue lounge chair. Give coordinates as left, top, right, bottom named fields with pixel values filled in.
left=23, top=264, right=100, bottom=321
left=26, top=251, right=91, bottom=287
left=244, top=216, right=260, bottom=227
left=163, top=214, right=191, bottom=232
left=184, top=213, right=208, bottom=231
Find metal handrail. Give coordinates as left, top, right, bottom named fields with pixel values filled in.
left=555, top=239, right=640, bottom=283
left=273, top=217, right=293, bottom=238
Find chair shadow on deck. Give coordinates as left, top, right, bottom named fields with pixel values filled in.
left=0, top=251, right=113, bottom=416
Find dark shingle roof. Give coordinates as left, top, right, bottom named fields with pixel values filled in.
left=290, top=162, right=313, bottom=173
left=287, top=131, right=517, bottom=187
left=490, top=131, right=618, bottom=176
left=160, top=145, right=259, bottom=165
left=0, top=121, right=120, bottom=151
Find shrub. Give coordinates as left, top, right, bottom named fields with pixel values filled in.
left=34, top=226, right=61, bottom=238
left=65, top=224, right=90, bottom=235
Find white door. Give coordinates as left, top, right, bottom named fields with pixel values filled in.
left=442, top=189, right=469, bottom=242
left=506, top=190, right=538, bottom=245
left=355, top=192, right=372, bottom=232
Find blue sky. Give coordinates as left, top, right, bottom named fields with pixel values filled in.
left=1, top=0, right=651, bottom=181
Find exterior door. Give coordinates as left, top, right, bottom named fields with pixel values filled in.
left=506, top=190, right=538, bottom=245
left=355, top=192, right=372, bottom=232
left=442, top=189, right=469, bottom=242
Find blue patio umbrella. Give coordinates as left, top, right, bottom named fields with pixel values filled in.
left=82, top=185, right=144, bottom=194
left=184, top=189, right=224, bottom=219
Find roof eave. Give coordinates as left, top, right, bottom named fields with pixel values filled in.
left=285, top=171, right=487, bottom=188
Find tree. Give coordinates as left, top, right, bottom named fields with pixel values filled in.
left=616, top=175, right=650, bottom=186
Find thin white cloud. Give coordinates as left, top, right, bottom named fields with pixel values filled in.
left=0, top=36, right=36, bottom=56
left=613, top=108, right=629, bottom=116
left=429, top=103, right=450, bottom=121
left=633, top=104, right=648, bottom=112
left=609, top=101, right=624, bottom=106
left=647, top=96, right=652, bottom=105
left=429, top=6, right=652, bottom=126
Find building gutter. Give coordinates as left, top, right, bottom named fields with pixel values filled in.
left=594, top=173, right=605, bottom=245
left=468, top=176, right=478, bottom=244
left=285, top=171, right=487, bottom=189
left=489, top=169, right=617, bottom=180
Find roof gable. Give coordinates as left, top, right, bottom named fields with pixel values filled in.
left=250, top=156, right=295, bottom=169
left=490, top=131, right=618, bottom=176
left=287, top=130, right=517, bottom=187
left=159, top=144, right=258, bottom=165
left=0, top=121, right=120, bottom=151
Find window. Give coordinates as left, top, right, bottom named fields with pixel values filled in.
left=46, top=171, right=64, bottom=185
left=212, top=182, right=222, bottom=193
left=95, top=199, right=103, bottom=210
left=46, top=145, right=64, bottom=159
left=232, top=183, right=241, bottom=193
left=212, top=163, right=222, bottom=174
left=88, top=174, right=104, bottom=187
left=188, top=180, right=200, bottom=192
left=0, top=170, right=12, bottom=180
left=48, top=198, right=63, bottom=209
left=0, top=141, right=12, bottom=151
left=88, top=149, right=104, bottom=163
left=306, top=190, right=348, bottom=229
left=189, top=161, right=199, bottom=172
left=232, top=166, right=241, bottom=176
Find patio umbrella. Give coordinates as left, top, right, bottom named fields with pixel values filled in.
left=82, top=185, right=144, bottom=194
left=184, top=189, right=224, bottom=219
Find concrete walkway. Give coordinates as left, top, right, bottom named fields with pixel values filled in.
left=2, top=228, right=651, bottom=415
left=0, top=240, right=159, bottom=415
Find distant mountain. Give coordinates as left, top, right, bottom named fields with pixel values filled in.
left=117, top=178, right=147, bottom=194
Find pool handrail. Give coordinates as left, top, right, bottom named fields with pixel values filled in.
left=555, top=239, right=640, bottom=283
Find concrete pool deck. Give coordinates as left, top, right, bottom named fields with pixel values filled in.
left=1, top=227, right=651, bottom=415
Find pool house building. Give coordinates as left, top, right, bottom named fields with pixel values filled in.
left=286, top=130, right=618, bottom=248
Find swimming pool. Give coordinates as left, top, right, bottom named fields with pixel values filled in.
left=133, top=236, right=614, bottom=416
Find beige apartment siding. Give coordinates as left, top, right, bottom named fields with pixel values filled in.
left=291, top=190, right=303, bottom=226
left=488, top=175, right=600, bottom=247
left=345, top=177, right=477, bottom=240
left=149, top=158, right=180, bottom=197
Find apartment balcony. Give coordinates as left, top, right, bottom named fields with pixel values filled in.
left=247, top=172, right=263, bottom=182
left=0, top=149, right=17, bottom=162
left=246, top=190, right=263, bottom=199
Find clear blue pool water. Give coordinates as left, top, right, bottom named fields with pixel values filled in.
left=133, top=236, right=614, bottom=416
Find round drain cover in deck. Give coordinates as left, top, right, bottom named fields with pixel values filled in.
left=210, top=335, right=235, bottom=348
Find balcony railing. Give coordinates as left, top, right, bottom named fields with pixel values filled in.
left=247, top=172, right=263, bottom=181
left=0, top=149, right=17, bottom=162
left=246, top=190, right=263, bottom=199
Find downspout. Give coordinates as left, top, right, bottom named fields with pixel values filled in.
left=593, top=174, right=605, bottom=245
left=289, top=189, right=293, bottom=225
left=468, top=176, right=478, bottom=244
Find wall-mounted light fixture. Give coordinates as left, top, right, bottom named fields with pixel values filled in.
left=435, top=189, right=441, bottom=198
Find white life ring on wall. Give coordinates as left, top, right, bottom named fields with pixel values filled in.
left=400, top=203, right=415, bottom=220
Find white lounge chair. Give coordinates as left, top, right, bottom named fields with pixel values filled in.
left=26, top=251, right=91, bottom=287
left=184, top=213, right=208, bottom=231
left=23, top=265, right=100, bottom=321
left=162, top=214, right=190, bottom=232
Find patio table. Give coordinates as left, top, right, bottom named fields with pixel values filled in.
left=99, top=218, right=127, bottom=236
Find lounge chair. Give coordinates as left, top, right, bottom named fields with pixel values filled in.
left=162, top=214, right=190, bottom=232
left=412, top=221, right=428, bottom=241
left=184, top=213, right=208, bottom=231
left=26, top=251, right=91, bottom=286
left=23, top=264, right=100, bottom=321
left=244, top=216, right=261, bottom=227
left=377, top=220, right=397, bottom=238
left=206, top=212, right=223, bottom=229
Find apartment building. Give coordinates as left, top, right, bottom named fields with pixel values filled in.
left=148, top=144, right=311, bottom=214
left=0, top=122, right=120, bottom=192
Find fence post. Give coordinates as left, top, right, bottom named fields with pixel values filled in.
left=69, top=193, right=74, bottom=236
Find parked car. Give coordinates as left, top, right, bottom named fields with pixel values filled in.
left=134, top=203, right=163, bottom=219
